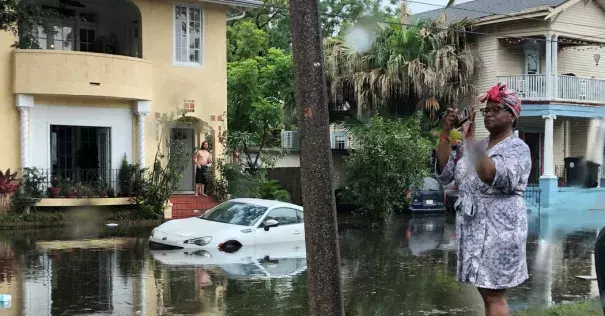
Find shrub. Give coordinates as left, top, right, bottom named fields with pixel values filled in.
left=209, top=159, right=291, bottom=203
left=132, top=137, right=190, bottom=220
left=11, top=167, right=46, bottom=213
left=341, top=115, right=432, bottom=225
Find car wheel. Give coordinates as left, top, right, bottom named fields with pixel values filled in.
left=219, top=240, right=242, bottom=253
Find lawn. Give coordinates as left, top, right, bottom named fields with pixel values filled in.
left=515, top=300, right=603, bottom=316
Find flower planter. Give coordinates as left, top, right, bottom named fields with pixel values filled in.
left=98, top=191, right=108, bottom=198
left=66, top=192, right=76, bottom=198
left=49, top=187, right=61, bottom=198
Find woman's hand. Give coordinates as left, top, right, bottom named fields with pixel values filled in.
left=465, top=105, right=475, bottom=140
left=443, top=108, right=458, bottom=133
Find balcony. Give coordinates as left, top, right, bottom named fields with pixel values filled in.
left=13, top=50, right=152, bottom=100
left=281, top=130, right=354, bottom=151
left=497, top=74, right=605, bottom=104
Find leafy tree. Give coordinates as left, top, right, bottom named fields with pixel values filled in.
left=341, top=115, right=432, bottom=225
left=227, top=20, right=269, bottom=62
left=324, top=16, right=477, bottom=122
left=227, top=48, right=294, bottom=169
left=227, top=0, right=396, bottom=54
left=0, top=0, right=59, bottom=48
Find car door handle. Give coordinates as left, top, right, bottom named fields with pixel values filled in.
left=294, top=230, right=301, bottom=234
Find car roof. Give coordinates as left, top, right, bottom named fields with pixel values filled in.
left=228, top=198, right=303, bottom=211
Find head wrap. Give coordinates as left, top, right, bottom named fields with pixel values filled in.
left=479, top=82, right=522, bottom=118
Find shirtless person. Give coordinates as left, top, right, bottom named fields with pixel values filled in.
left=193, top=141, right=212, bottom=196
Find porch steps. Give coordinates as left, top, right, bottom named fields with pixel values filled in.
left=169, top=195, right=217, bottom=219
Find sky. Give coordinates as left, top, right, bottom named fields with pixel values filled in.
left=382, top=0, right=474, bottom=14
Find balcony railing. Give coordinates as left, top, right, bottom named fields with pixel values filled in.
left=13, top=50, right=152, bottom=100
left=555, top=164, right=605, bottom=187
left=281, top=130, right=354, bottom=150
left=524, top=185, right=541, bottom=212
left=23, top=168, right=142, bottom=198
left=497, top=74, right=605, bottom=103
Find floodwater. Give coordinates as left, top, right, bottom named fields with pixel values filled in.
left=0, top=210, right=602, bottom=316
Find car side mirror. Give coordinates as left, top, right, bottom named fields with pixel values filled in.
left=263, top=219, right=279, bottom=231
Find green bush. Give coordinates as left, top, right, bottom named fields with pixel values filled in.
left=209, top=159, right=291, bottom=203
left=11, top=167, right=47, bottom=213
left=341, top=115, right=432, bottom=225
left=132, top=139, right=190, bottom=220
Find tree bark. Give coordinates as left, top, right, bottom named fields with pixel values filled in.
left=289, top=0, right=344, bottom=315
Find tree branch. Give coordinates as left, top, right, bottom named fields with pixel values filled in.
left=257, top=10, right=283, bottom=30
left=253, top=123, right=268, bottom=168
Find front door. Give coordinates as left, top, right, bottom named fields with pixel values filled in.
left=172, top=128, right=195, bottom=192
left=524, top=133, right=541, bottom=184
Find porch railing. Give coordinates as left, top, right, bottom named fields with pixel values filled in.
left=523, top=185, right=541, bottom=212
left=554, top=164, right=605, bottom=187
left=24, top=168, right=139, bottom=198
left=497, top=74, right=605, bottom=103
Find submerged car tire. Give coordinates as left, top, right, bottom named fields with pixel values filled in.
left=219, top=240, right=242, bottom=253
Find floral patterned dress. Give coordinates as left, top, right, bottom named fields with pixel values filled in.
left=436, top=135, right=532, bottom=289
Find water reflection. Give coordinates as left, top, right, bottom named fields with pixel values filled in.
left=0, top=211, right=601, bottom=315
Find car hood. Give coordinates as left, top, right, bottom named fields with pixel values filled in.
left=156, top=217, right=245, bottom=237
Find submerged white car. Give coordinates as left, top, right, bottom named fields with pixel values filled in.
left=150, top=240, right=307, bottom=280
left=148, top=198, right=305, bottom=252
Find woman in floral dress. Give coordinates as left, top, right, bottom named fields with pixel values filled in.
left=435, top=83, right=532, bottom=316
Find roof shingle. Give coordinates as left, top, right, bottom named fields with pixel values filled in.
left=413, top=0, right=568, bottom=22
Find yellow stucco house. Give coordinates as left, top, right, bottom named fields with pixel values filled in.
left=0, top=0, right=260, bottom=196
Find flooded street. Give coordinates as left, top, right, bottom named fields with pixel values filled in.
left=0, top=210, right=602, bottom=315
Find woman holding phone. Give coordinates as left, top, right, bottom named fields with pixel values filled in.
left=435, top=82, right=532, bottom=316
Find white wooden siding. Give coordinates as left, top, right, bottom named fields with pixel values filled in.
left=551, top=0, right=605, bottom=42
left=569, top=118, right=590, bottom=157
left=558, top=47, right=605, bottom=79
left=498, top=42, right=524, bottom=76
left=472, top=25, right=499, bottom=140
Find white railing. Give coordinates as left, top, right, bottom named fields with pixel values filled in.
left=497, top=74, right=546, bottom=100
left=557, top=75, right=605, bottom=103
left=497, top=74, right=605, bottom=103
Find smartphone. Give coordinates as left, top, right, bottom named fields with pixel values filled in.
left=435, top=107, right=470, bottom=127
left=455, top=108, right=470, bottom=128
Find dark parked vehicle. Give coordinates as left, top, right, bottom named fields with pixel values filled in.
left=408, top=177, right=446, bottom=213
left=443, top=181, right=459, bottom=213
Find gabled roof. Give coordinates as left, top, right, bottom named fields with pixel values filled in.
left=413, top=0, right=568, bottom=23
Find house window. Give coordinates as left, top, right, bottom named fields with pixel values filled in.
left=37, top=25, right=73, bottom=50
left=79, top=28, right=95, bottom=52
left=174, top=4, right=203, bottom=65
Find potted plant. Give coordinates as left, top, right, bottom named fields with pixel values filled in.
left=49, top=177, right=61, bottom=198
left=74, top=183, right=85, bottom=198
left=60, top=178, right=73, bottom=198
left=96, top=178, right=109, bottom=198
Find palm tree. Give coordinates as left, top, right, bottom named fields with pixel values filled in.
left=324, top=7, right=478, bottom=121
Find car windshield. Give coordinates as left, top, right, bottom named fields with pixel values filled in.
left=200, top=201, right=267, bottom=226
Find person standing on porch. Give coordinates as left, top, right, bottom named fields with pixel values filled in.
left=193, top=141, right=212, bottom=197
left=435, top=83, right=532, bottom=316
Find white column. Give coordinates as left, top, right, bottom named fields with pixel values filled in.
left=134, top=101, right=151, bottom=166
left=542, top=114, right=557, bottom=178
left=551, top=34, right=559, bottom=99
left=16, top=94, right=34, bottom=170
left=545, top=34, right=553, bottom=99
